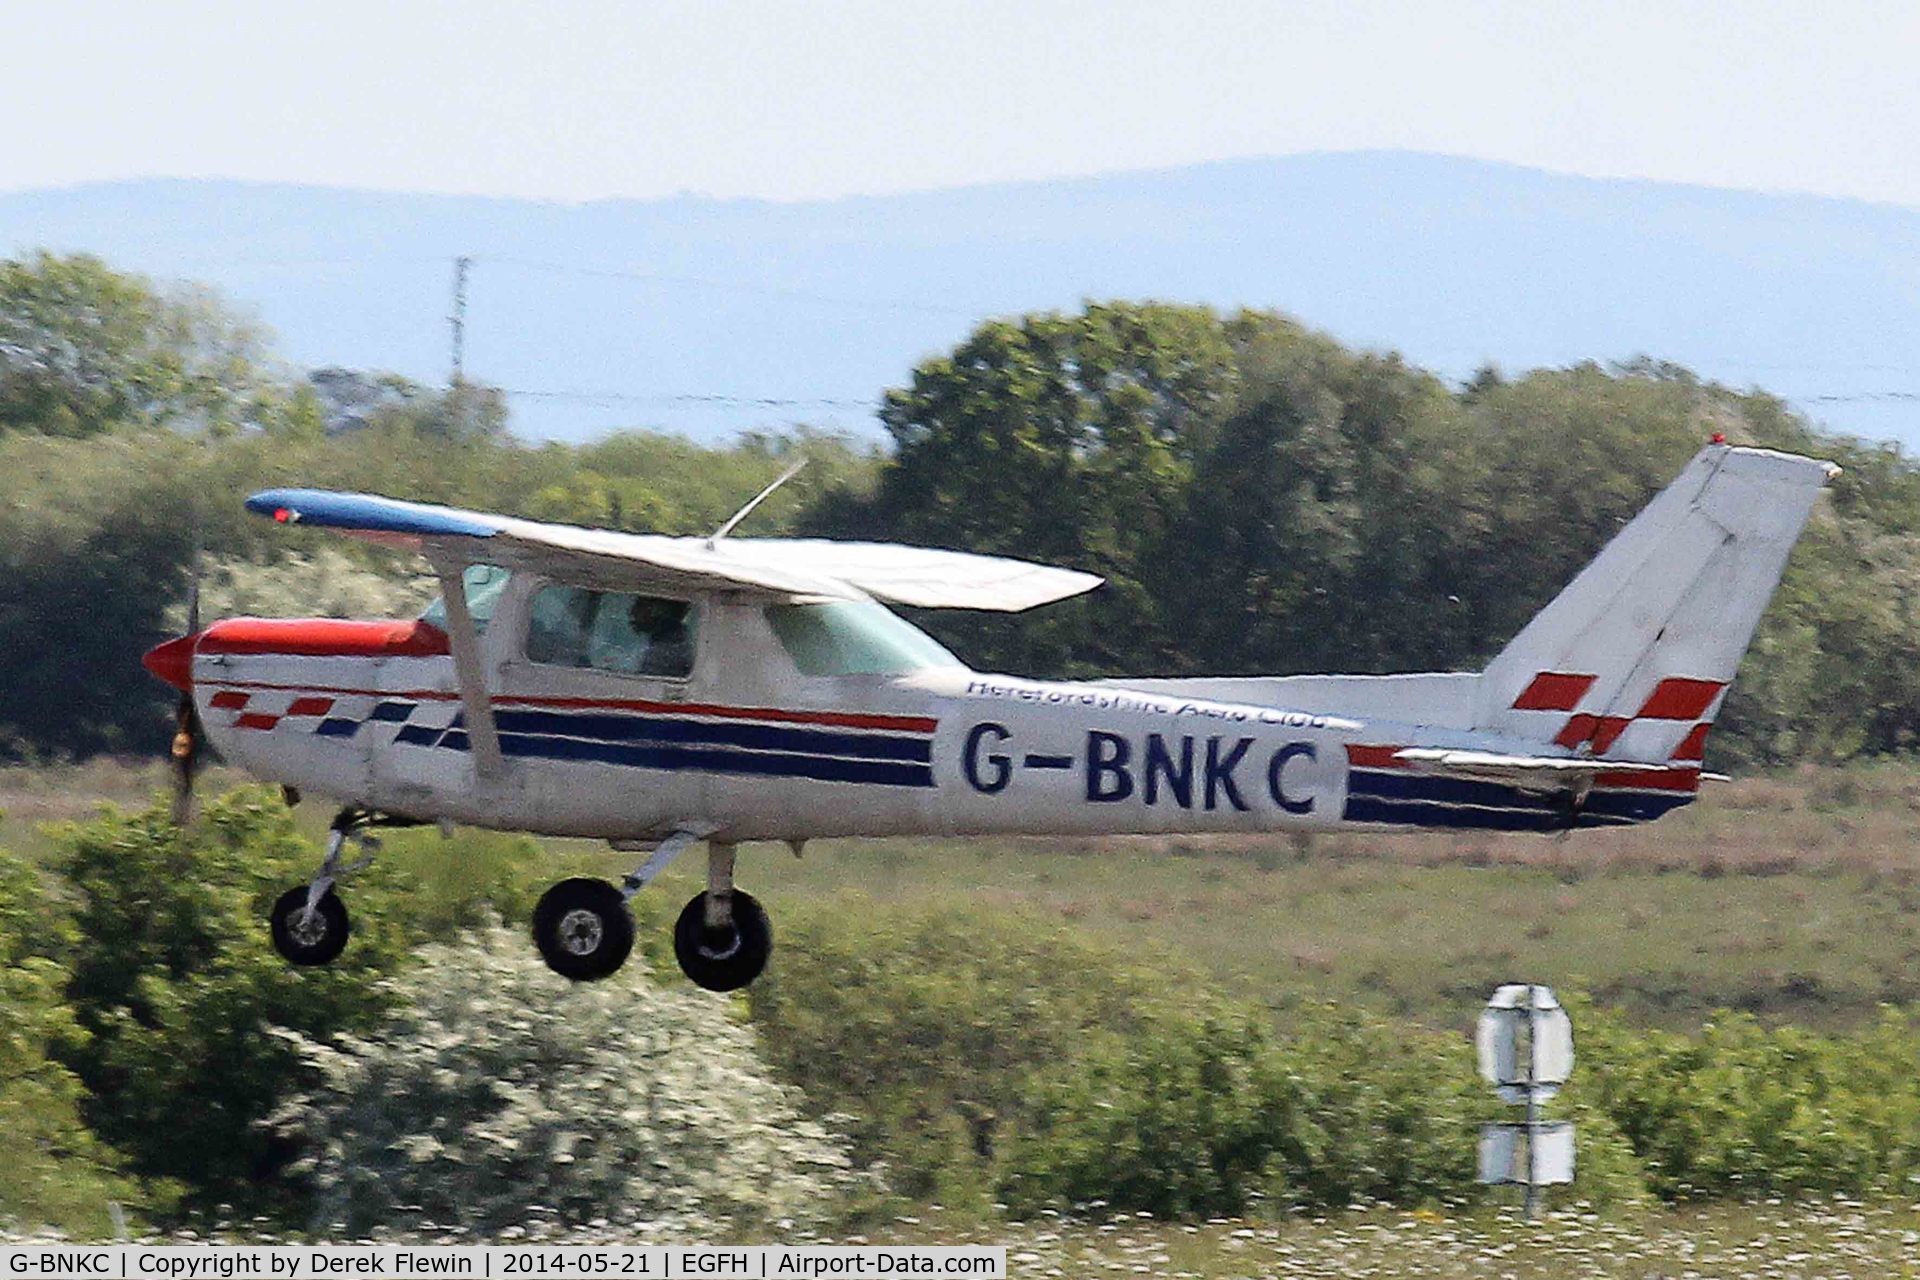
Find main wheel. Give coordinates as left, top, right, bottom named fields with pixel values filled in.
left=533, top=877, right=635, bottom=981
left=270, top=886, right=351, bottom=966
left=673, top=889, right=771, bottom=991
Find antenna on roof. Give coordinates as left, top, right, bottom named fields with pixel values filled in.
left=708, top=458, right=808, bottom=549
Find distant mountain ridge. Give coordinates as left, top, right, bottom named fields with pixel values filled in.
left=4, top=151, right=1917, bottom=446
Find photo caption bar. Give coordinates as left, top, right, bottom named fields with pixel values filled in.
left=0, top=1247, right=1007, bottom=1280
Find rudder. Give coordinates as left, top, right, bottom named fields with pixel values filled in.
left=1479, top=444, right=1837, bottom=763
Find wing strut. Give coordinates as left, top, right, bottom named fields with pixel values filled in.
left=432, top=560, right=505, bottom=779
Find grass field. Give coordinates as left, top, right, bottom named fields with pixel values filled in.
left=11, top=757, right=1920, bottom=1031
left=882, top=1202, right=1920, bottom=1278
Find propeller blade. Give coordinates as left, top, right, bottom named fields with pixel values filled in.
left=169, top=692, right=200, bottom=826
left=171, top=514, right=206, bottom=824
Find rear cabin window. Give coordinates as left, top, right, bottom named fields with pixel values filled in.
left=765, top=600, right=962, bottom=676
left=526, top=586, right=696, bottom=678
left=421, top=564, right=512, bottom=636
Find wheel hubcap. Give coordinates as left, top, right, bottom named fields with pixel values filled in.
left=286, top=906, right=329, bottom=948
left=558, top=907, right=606, bottom=956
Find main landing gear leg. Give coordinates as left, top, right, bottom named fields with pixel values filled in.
left=530, top=828, right=772, bottom=991
left=673, top=841, right=771, bottom=993
left=269, top=810, right=376, bottom=966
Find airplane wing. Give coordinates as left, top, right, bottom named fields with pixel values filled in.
left=244, top=489, right=1103, bottom=612
left=1390, top=748, right=1686, bottom=793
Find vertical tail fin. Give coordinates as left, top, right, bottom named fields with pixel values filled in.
left=1480, top=444, right=1838, bottom=762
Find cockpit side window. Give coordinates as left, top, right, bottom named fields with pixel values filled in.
left=421, top=564, right=512, bottom=636
left=766, top=600, right=962, bottom=676
left=525, top=585, right=696, bottom=678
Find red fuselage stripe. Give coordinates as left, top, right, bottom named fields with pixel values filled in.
left=203, top=679, right=938, bottom=734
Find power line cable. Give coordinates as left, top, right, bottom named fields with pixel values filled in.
left=481, top=254, right=982, bottom=318
left=499, top=386, right=879, bottom=411
left=1798, top=391, right=1920, bottom=404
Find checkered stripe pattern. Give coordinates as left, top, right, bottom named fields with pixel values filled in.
left=207, top=689, right=454, bottom=742
left=1508, top=670, right=1726, bottom=762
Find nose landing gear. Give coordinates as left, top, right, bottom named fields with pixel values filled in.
left=270, top=884, right=350, bottom=965
left=268, top=809, right=385, bottom=966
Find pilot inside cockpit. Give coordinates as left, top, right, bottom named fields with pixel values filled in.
left=623, top=594, right=693, bottom=676
left=527, top=585, right=696, bottom=678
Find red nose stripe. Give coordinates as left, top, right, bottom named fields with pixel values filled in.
left=197, top=618, right=452, bottom=659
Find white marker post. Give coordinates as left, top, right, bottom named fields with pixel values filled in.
left=1476, top=982, right=1575, bottom=1216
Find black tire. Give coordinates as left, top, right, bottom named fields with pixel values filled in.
left=269, top=885, right=351, bottom=966
left=673, top=889, right=771, bottom=991
left=533, top=877, right=635, bottom=981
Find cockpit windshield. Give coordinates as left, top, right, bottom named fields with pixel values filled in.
left=766, top=600, right=964, bottom=676
left=421, top=564, right=512, bottom=635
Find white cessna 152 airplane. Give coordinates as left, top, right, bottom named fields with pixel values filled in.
left=143, top=440, right=1835, bottom=991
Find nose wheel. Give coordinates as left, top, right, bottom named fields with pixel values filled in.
left=268, top=810, right=381, bottom=967
left=269, top=885, right=350, bottom=965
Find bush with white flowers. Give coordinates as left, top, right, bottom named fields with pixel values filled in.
left=269, top=923, right=861, bottom=1239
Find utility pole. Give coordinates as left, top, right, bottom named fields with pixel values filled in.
left=449, top=255, right=471, bottom=389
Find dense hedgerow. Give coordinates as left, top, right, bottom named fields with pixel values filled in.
left=746, top=898, right=1208, bottom=1207
left=45, top=790, right=554, bottom=1218
left=1002, top=1000, right=1654, bottom=1217
left=1574, top=1001, right=1920, bottom=1201
left=0, top=845, right=146, bottom=1235
left=760, top=896, right=1920, bottom=1218
left=268, top=924, right=865, bottom=1238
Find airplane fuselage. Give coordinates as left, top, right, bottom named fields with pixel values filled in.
left=187, top=616, right=1696, bottom=844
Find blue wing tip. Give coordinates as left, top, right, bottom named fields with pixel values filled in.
left=244, top=489, right=500, bottom=539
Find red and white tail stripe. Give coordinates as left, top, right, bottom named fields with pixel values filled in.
left=1509, top=670, right=1727, bottom=762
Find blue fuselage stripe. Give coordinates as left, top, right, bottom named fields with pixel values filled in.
left=1344, top=768, right=1692, bottom=828
left=487, top=708, right=933, bottom=762
left=439, top=729, right=936, bottom=788
left=1342, top=794, right=1637, bottom=832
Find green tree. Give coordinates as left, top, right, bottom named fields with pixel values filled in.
left=0, top=432, right=202, bottom=759
left=0, top=845, right=146, bottom=1235
left=1164, top=334, right=1467, bottom=675
left=52, top=793, right=410, bottom=1216
left=0, top=252, right=295, bottom=438
left=812, top=302, right=1250, bottom=675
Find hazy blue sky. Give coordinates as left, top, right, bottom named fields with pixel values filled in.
left=7, top=0, right=1916, bottom=204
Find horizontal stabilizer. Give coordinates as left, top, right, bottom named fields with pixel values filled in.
left=1391, top=747, right=1684, bottom=794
